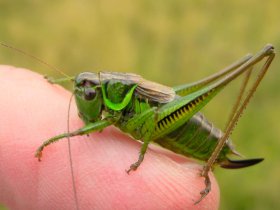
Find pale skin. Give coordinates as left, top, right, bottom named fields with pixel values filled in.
left=0, top=65, right=219, bottom=210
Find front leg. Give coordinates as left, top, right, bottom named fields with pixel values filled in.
left=35, top=120, right=112, bottom=161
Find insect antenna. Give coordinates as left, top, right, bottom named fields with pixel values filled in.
left=67, top=93, right=80, bottom=210
left=0, top=42, right=71, bottom=79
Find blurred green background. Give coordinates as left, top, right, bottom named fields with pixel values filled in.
left=1, top=1, right=280, bottom=209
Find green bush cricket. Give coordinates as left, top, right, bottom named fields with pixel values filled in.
left=2, top=43, right=275, bottom=207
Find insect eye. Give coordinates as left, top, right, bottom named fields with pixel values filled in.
left=84, top=88, right=96, bottom=100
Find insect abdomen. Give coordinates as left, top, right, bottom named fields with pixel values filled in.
left=154, top=112, right=232, bottom=161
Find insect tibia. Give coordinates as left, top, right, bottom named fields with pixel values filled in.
left=219, top=158, right=264, bottom=169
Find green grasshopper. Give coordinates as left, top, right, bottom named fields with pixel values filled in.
left=2, top=43, right=275, bottom=205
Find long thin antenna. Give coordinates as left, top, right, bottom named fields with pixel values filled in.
left=67, top=93, right=79, bottom=210
left=0, top=42, right=71, bottom=78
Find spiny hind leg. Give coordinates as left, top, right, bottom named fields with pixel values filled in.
left=194, top=45, right=275, bottom=204
left=194, top=68, right=253, bottom=205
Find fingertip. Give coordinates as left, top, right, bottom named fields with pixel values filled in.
left=0, top=66, right=79, bottom=209
left=0, top=66, right=220, bottom=209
